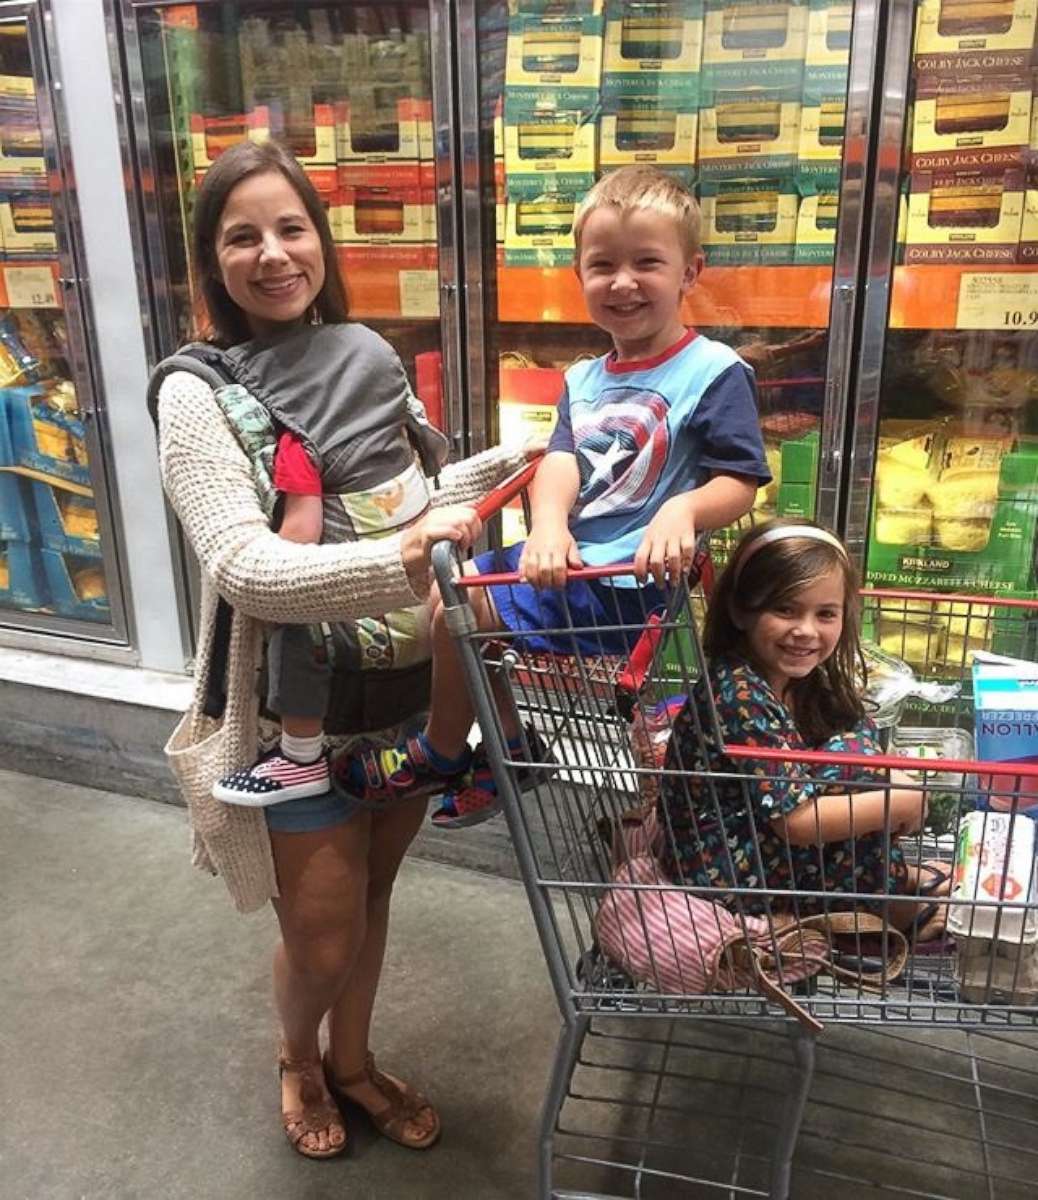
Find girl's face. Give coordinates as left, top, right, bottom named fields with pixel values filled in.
left=742, top=567, right=845, bottom=700
left=215, top=170, right=325, bottom=338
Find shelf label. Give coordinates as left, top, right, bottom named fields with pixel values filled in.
left=399, top=270, right=439, bottom=319
left=3, top=264, right=58, bottom=309
left=955, top=272, right=1038, bottom=331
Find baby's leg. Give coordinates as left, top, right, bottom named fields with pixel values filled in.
left=269, top=624, right=330, bottom=745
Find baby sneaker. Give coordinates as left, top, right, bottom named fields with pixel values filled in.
left=213, top=746, right=331, bottom=806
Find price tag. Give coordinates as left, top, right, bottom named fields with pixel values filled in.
left=955, top=272, right=1038, bottom=331
left=3, top=264, right=58, bottom=309
left=399, top=270, right=439, bottom=319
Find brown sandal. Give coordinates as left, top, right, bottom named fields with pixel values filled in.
left=323, top=1051, right=441, bottom=1150
left=278, top=1051, right=348, bottom=1159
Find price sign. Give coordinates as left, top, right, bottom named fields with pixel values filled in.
left=955, top=272, right=1038, bottom=330
left=399, top=269, right=439, bottom=319
left=3, top=264, right=59, bottom=309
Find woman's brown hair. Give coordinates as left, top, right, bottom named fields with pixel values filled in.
left=191, top=139, right=349, bottom=347
left=704, top=519, right=865, bottom=743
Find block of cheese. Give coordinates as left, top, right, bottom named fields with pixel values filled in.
left=876, top=456, right=932, bottom=508
left=875, top=507, right=933, bottom=545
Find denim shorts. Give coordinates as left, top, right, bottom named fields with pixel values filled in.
left=264, top=788, right=365, bottom=834
left=473, top=544, right=665, bottom=656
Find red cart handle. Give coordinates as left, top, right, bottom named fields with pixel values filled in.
left=474, top=454, right=543, bottom=522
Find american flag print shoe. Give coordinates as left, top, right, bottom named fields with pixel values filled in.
left=213, top=747, right=331, bottom=807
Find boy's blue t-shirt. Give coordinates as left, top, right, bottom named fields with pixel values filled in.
left=546, top=329, right=770, bottom=579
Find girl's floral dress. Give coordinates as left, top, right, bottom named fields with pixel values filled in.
left=656, top=654, right=907, bottom=915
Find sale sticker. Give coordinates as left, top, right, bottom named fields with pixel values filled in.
left=956, top=272, right=1038, bottom=331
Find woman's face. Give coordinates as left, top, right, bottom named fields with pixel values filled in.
left=742, top=567, right=846, bottom=700
left=215, top=170, right=325, bottom=338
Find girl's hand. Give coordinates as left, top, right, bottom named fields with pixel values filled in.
left=634, top=494, right=696, bottom=588
left=520, top=523, right=582, bottom=589
left=402, top=505, right=482, bottom=596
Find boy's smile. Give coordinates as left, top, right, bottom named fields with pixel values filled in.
left=576, top=207, right=701, bottom=362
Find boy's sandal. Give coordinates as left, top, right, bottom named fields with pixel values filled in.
left=431, top=727, right=556, bottom=829
left=333, top=736, right=467, bottom=809
left=278, top=1052, right=347, bottom=1160
left=323, top=1051, right=441, bottom=1150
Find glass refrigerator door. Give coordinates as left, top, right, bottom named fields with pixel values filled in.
left=117, top=1, right=453, bottom=426
left=848, top=0, right=1038, bottom=662
left=0, top=4, right=125, bottom=638
left=461, top=0, right=877, bottom=552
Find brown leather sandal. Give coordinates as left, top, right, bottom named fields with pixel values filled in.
left=323, top=1051, right=441, bottom=1150
left=278, top=1051, right=348, bottom=1159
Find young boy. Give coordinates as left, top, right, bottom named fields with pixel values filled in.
left=337, top=165, right=770, bottom=824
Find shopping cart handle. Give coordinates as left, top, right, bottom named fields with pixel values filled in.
left=474, top=454, right=544, bottom=522
left=615, top=612, right=665, bottom=697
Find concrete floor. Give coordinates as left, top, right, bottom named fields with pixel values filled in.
left=4, top=771, right=1038, bottom=1200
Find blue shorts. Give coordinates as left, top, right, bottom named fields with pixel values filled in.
left=473, top=543, right=665, bottom=656
left=264, top=788, right=364, bottom=834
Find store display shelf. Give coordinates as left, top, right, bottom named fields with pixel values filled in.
left=891, top=264, right=1038, bottom=331
left=497, top=265, right=834, bottom=328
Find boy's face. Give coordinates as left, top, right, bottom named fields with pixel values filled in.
left=575, top=207, right=701, bottom=362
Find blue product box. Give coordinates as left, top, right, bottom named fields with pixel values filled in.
left=973, top=651, right=1038, bottom=815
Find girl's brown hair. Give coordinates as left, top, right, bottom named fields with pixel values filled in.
left=704, top=519, right=865, bottom=743
left=191, top=139, right=349, bottom=347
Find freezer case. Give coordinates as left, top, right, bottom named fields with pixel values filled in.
left=116, top=0, right=458, bottom=431
left=848, top=0, right=1038, bottom=672
left=0, top=6, right=124, bottom=637
left=460, top=0, right=876, bottom=550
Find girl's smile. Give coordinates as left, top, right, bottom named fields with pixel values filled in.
left=742, top=567, right=845, bottom=699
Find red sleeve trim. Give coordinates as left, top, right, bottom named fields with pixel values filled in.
left=273, top=430, right=323, bottom=496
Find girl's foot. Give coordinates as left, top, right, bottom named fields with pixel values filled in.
left=214, top=747, right=330, bottom=806
left=333, top=734, right=470, bottom=807
left=278, top=1051, right=347, bottom=1159
left=323, top=1052, right=440, bottom=1150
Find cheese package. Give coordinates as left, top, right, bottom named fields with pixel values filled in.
left=332, top=174, right=434, bottom=246
left=875, top=457, right=933, bottom=508
left=949, top=811, right=1038, bottom=943
left=503, top=88, right=597, bottom=199
left=505, top=10, right=605, bottom=92
left=794, top=186, right=838, bottom=261
left=599, top=73, right=699, bottom=176
left=603, top=0, right=704, bottom=84
left=701, top=1, right=808, bottom=93
left=876, top=614, right=946, bottom=664
left=336, top=244, right=438, bottom=320
left=700, top=176, right=797, bottom=262
left=1019, top=187, right=1038, bottom=262
left=697, top=86, right=802, bottom=177
left=504, top=194, right=581, bottom=266
left=335, top=92, right=426, bottom=163
left=798, top=1, right=850, bottom=180
left=0, top=190, right=55, bottom=256
left=911, top=72, right=1032, bottom=171
left=905, top=166, right=1024, bottom=264
left=914, top=0, right=1038, bottom=64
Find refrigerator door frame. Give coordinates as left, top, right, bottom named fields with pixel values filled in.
left=815, top=0, right=883, bottom=530
left=842, top=0, right=916, bottom=565
left=0, top=0, right=130, bottom=645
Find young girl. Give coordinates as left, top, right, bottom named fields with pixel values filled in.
left=658, top=519, right=948, bottom=935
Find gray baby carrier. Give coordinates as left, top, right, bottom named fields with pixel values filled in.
left=147, top=327, right=447, bottom=734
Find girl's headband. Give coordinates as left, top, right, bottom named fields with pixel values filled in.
left=734, top=525, right=848, bottom=582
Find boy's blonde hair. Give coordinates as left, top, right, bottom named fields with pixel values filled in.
left=572, top=166, right=702, bottom=261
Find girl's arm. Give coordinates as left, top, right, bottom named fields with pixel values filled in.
left=772, top=771, right=927, bottom=847
left=158, top=373, right=476, bottom=622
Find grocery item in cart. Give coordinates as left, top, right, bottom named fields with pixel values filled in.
left=861, top=640, right=959, bottom=728
left=890, top=726, right=975, bottom=835
left=948, top=811, right=1038, bottom=944
left=973, top=651, right=1038, bottom=811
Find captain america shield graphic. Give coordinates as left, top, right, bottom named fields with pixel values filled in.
left=572, top=386, right=670, bottom=521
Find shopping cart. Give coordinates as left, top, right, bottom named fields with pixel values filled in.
left=433, top=468, right=1038, bottom=1200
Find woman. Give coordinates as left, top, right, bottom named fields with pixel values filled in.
left=153, top=140, right=530, bottom=1158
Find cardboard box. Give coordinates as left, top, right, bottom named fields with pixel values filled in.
left=973, top=655, right=1038, bottom=813
left=914, top=0, right=1037, bottom=62
left=794, top=187, right=838, bottom=261
left=798, top=94, right=845, bottom=180
left=911, top=73, right=1032, bottom=171
left=599, top=74, right=699, bottom=174
left=905, top=166, right=1024, bottom=264
left=700, top=176, right=797, bottom=263
left=697, top=89, right=801, bottom=177
left=0, top=191, right=55, bottom=256
left=332, top=166, right=435, bottom=245
left=337, top=244, right=439, bottom=320
left=956, top=936, right=1038, bottom=1004
left=504, top=195, right=581, bottom=266
left=799, top=2, right=849, bottom=180
left=804, top=0, right=851, bottom=85
left=950, top=810, right=1037, bottom=941
left=505, top=10, right=605, bottom=90
left=0, top=75, right=34, bottom=102
left=503, top=91, right=597, bottom=199
left=0, top=99, right=44, bottom=182
left=701, top=1, right=808, bottom=93
left=1020, top=187, right=1038, bottom=260
left=336, top=92, right=429, bottom=163
left=603, top=0, right=704, bottom=83
left=498, top=362, right=565, bottom=542
left=0, top=385, right=91, bottom=495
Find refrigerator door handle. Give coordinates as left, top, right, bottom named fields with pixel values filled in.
left=822, top=281, right=857, bottom=479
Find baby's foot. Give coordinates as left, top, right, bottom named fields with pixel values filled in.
left=213, top=747, right=330, bottom=806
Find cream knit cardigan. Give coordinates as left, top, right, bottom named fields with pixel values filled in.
left=158, top=369, right=525, bottom=913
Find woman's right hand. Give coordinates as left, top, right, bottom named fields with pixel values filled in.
left=402, top=504, right=482, bottom=596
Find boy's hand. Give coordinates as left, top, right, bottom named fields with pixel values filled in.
left=634, top=494, right=696, bottom=589
left=519, top=524, right=583, bottom=589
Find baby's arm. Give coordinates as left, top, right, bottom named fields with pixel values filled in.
left=772, top=772, right=927, bottom=847
left=278, top=493, right=323, bottom=544
left=519, top=451, right=582, bottom=589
